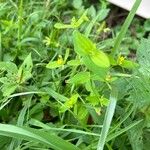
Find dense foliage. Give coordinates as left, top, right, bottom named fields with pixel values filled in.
left=0, top=0, right=150, bottom=149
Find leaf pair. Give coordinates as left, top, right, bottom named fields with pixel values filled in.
left=73, top=31, right=110, bottom=68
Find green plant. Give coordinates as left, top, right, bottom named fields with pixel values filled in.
left=0, top=0, right=150, bottom=150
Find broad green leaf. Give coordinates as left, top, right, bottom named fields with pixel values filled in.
left=0, top=124, right=80, bottom=150
left=77, top=105, right=88, bottom=123
left=73, top=0, right=82, bottom=9
left=1, top=83, right=18, bottom=97
left=17, top=53, right=33, bottom=83
left=73, top=31, right=96, bottom=56
left=46, top=56, right=64, bottom=69
left=46, top=61, right=63, bottom=69
left=86, top=96, right=100, bottom=106
left=0, top=62, right=18, bottom=74
left=90, top=50, right=110, bottom=68
left=60, top=94, right=79, bottom=113
left=82, top=56, right=108, bottom=78
left=67, top=72, right=90, bottom=84
left=121, top=60, right=138, bottom=69
left=0, top=62, right=18, bottom=96
left=67, top=60, right=81, bottom=66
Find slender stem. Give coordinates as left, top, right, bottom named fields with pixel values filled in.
left=0, top=32, right=2, bottom=61
left=17, top=0, right=23, bottom=52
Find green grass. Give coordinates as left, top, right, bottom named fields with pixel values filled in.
left=0, top=0, right=150, bottom=149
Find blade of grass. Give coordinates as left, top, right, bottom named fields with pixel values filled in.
left=43, top=87, right=68, bottom=102
left=8, top=98, right=32, bottom=150
left=0, top=32, right=2, bottom=61
left=17, top=0, right=23, bottom=51
left=29, top=118, right=100, bottom=137
left=106, top=119, right=143, bottom=142
left=109, top=105, right=134, bottom=134
left=111, top=0, right=142, bottom=56
left=0, top=91, right=44, bottom=110
left=0, top=124, right=80, bottom=150
left=87, top=119, right=143, bottom=150
left=97, top=87, right=118, bottom=150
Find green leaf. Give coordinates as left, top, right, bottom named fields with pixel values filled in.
left=90, top=51, right=110, bottom=68
left=137, top=38, right=150, bottom=76
left=0, top=62, right=19, bottom=97
left=128, top=74, right=150, bottom=109
left=67, top=60, right=81, bottom=66
left=46, top=61, right=63, bottom=69
left=86, top=95, right=100, bottom=106
left=128, top=39, right=150, bottom=108
left=1, top=83, right=18, bottom=97
left=73, top=31, right=96, bottom=56
left=82, top=56, right=108, bottom=78
left=77, top=105, right=88, bottom=123
left=73, top=0, right=82, bottom=9
left=67, top=72, right=90, bottom=84
left=0, top=124, right=80, bottom=150
left=144, top=19, right=150, bottom=31
left=54, top=23, right=72, bottom=29
left=0, top=62, right=18, bottom=74
left=121, top=60, right=138, bottom=69
left=60, top=94, right=79, bottom=113
left=17, top=53, right=33, bottom=83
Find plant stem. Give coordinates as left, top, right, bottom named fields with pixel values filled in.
left=17, top=0, right=23, bottom=52
left=0, top=32, right=2, bottom=61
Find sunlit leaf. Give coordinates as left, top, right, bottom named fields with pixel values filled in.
left=90, top=50, right=110, bottom=68
left=17, top=53, right=33, bottom=83
left=67, top=72, right=90, bottom=84
left=73, top=31, right=96, bottom=56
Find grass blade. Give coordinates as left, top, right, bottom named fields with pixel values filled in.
left=111, top=0, right=142, bottom=56
left=97, top=87, right=118, bottom=150
left=29, top=118, right=100, bottom=137
left=106, top=119, right=143, bottom=142
left=0, top=124, right=80, bottom=150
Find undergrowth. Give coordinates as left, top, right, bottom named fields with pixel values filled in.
left=0, top=0, right=150, bottom=150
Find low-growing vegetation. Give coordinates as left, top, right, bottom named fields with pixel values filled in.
left=0, top=0, right=150, bottom=149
